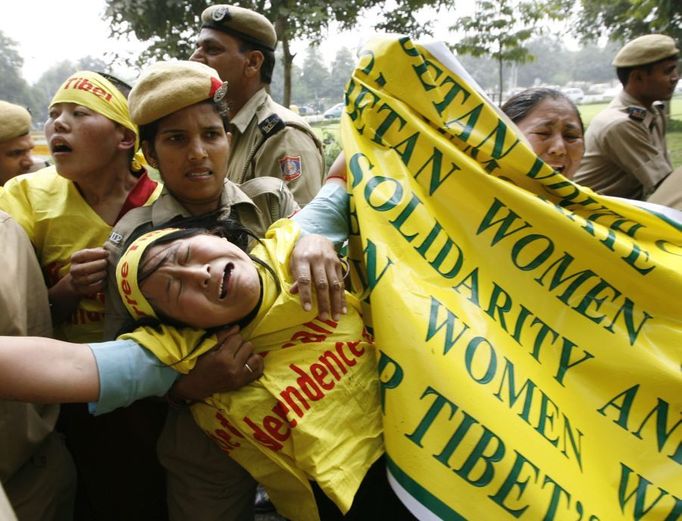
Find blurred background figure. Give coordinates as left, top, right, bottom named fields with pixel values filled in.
left=0, top=100, right=41, bottom=188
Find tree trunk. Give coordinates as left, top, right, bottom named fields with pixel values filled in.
left=274, top=15, right=293, bottom=108
left=282, top=32, right=293, bottom=108
left=498, top=55, right=503, bottom=106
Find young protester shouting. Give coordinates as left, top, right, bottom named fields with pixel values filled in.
left=0, top=71, right=161, bottom=342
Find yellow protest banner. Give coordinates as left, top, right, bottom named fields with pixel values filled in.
left=342, top=36, right=681, bottom=521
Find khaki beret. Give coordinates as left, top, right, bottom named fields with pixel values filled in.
left=128, top=60, right=228, bottom=126
left=0, top=101, right=31, bottom=142
left=201, top=5, right=277, bottom=51
left=613, top=34, right=680, bottom=67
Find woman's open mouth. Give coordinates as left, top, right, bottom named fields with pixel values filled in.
left=218, top=263, right=233, bottom=299
left=50, top=138, right=72, bottom=154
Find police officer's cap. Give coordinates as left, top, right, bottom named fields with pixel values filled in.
left=613, top=34, right=680, bottom=68
left=200, top=5, right=277, bottom=52
left=0, top=101, right=31, bottom=143
left=128, top=61, right=228, bottom=126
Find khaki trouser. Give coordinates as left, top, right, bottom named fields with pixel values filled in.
left=158, top=408, right=257, bottom=521
left=4, top=432, right=76, bottom=521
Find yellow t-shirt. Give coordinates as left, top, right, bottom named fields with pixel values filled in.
left=0, top=166, right=161, bottom=342
left=123, top=220, right=383, bottom=521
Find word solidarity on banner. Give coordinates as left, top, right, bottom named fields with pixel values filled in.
left=342, top=36, right=681, bottom=521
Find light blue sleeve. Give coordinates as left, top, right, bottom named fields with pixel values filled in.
left=292, top=182, right=349, bottom=250
left=87, top=339, right=179, bottom=416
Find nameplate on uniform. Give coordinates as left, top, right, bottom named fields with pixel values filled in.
left=108, top=231, right=123, bottom=246
left=626, top=106, right=647, bottom=122
left=259, top=114, right=285, bottom=137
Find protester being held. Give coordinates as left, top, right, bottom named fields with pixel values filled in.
left=0, top=100, right=43, bottom=188
left=0, top=71, right=163, bottom=521
left=100, top=59, right=342, bottom=520
left=574, top=34, right=680, bottom=199
left=500, top=87, right=585, bottom=179
left=190, top=4, right=325, bottom=204
left=0, top=215, right=415, bottom=521
left=0, top=210, right=76, bottom=520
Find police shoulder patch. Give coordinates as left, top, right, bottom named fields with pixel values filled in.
left=259, top=114, right=285, bottom=137
left=626, top=106, right=647, bottom=122
left=279, top=155, right=302, bottom=182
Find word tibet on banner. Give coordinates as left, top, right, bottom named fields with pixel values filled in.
left=342, top=36, right=681, bottom=521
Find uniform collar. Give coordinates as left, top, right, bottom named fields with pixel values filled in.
left=617, top=90, right=658, bottom=114
left=150, top=178, right=257, bottom=226
left=614, top=90, right=659, bottom=126
left=230, top=88, right=269, bottom=134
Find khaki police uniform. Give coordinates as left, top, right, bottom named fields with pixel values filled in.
left=228, top=88, right=325, bottom=205
left=0, top=211, right=76, bottom=521
left=0, top=485, right=16, bottom=521
left=102, top=176, right=297, bottom=521
left=574, top=90, right=672, bottom=199
left=648, top=165, right=682, bottom=211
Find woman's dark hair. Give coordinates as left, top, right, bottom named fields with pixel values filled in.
left=138, top=99, right=231, bottom=145
left=97, top=72, right=133, bottom=98
left=117, top=213, right=279, bottom=364
left=501, top=87, right=584, bottom=133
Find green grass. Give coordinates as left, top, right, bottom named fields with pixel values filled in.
left=668, top=132, right=682, bottom=169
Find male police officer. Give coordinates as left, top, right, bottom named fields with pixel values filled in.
left=190, top=5, right=324, bottom=205
left=0, top=211, right=76, bottom=520
left=0, top=101, right=38, bottom=188
left=574, top=34, right=680, bottom=199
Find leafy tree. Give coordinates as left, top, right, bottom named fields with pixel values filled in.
left=295, top=45, right=331, bottom=107
left=103, top=0, right=449, bottom=107
left=328, top=47, right=356, bottom=107
left=0, top=31, right=33, bottom=109
left=574, top=0, right=682, bottom=44
left=453, top=0, right=571, bottom=104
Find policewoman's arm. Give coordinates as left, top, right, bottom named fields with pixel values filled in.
left=290, top=152, right=349, bottom=320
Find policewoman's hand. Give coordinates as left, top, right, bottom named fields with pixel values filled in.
left=289, top=234, right=347, bottom=321
left=169, top=326, right=264, bottom=403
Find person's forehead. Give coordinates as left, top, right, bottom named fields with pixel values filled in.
left=197, top=27, right=240, bottom=47
left=653, top=57, right=679, bottom=71
left=524, top=98, right=579, bottom=122
left=0, top=134, right=33, bottom=153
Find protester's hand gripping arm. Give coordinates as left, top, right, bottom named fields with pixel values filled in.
left=49, top=247, right=109, bottom=324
